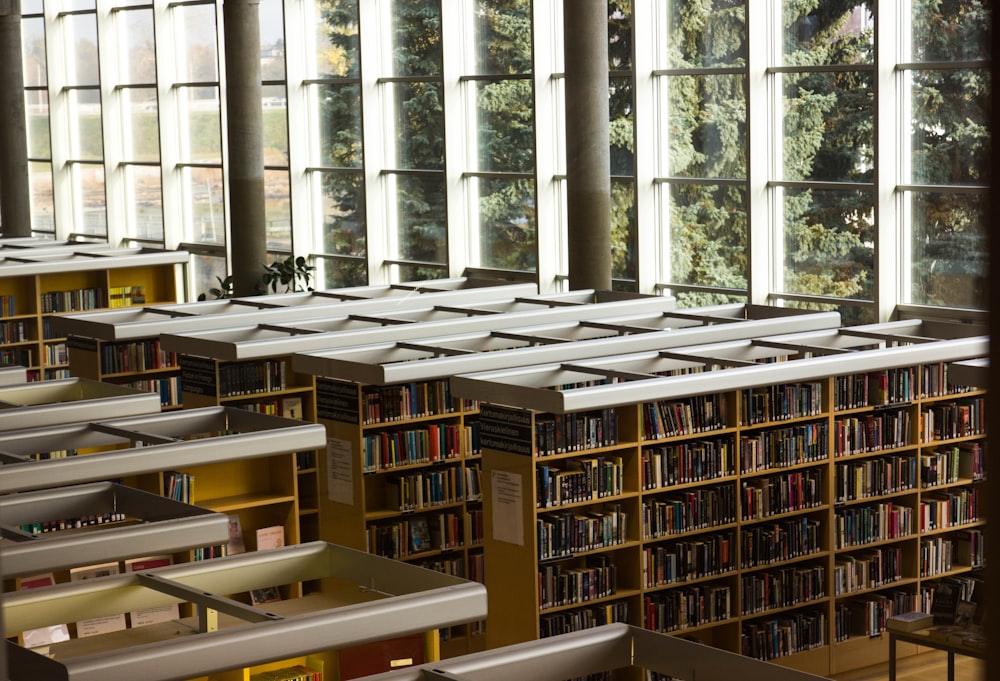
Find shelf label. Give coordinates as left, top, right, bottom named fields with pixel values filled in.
left=317, top=379, right=360, bottom=423
left=179, top=355, right=217, bottom=395
left=67, top=335, right=98, bottom=352
left=326, top=437, right=354, bottom=505
left=491, top=470, right=524, bottom=546
left=479, top=404, right=533, bottom=456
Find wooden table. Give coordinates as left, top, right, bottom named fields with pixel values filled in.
left=888, top=626, right=987, bottom=681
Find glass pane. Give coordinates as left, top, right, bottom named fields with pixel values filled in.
left=782, top=187, right=874, bottom=300
left=260, top=0, right=286, bottom=80
left=473, top=0, right=532, bottom=75
left=782, top=70, right=874, bottom=183
left=184, top=167, right=226, bottom=244
left=122, top=87, right=160, bottom=162
left=474, top=79, right=534, bottom=173
left=25, top=90, right=49, bottom=159
left=772, top=298, right=875, bottom=326
left=313, top=0, right=360, bottom=78
left=396, top=264, right=448, bottom=282
left=316, top=172, right=366, bottom=256
left=191, top=253, right=229, bottom=303
left=320, top=259, right=367, bottom=289
left=666, top=73, right=747, bottom=179
left=390, top=0, right=442, bottom=77
left=265, top=169, right=291, bottom=250
left=65, top=13, right=100, bottom=86
left=911, top=0, right=991, bottom=62
left=313, top=83, right=362, bottom=168
left=667, top=183, right=747, bottom=296
left=477, top=177, right=536, bottom=271
left=611, top=178, right=636, bottom=283
left=783, top=2, right=873, bottom=66
left=69, top=89, right=103, bottom=161
left=179, top=86, right=222, bottom=163
left=29, top=161, right=54, bottom=233
left=21, top=17, right=46, bottom=87
left=609, top=75, right=634, bottom=177
left=389, top=82, right=444, bottom=170
left=76, top=164, right=107, bottom=236
left=22, top=0, right=44, bottom=14
left=262, top=85, right=288, bottom=165
left=666, top=0, right=747, bottom=69
left=909, top=68, right=990, bottom=185
left=609, top=0, right=632, bottom=70
left=908, top=191, right=987, bottom=309
left=126, top=165, right=163, bottom=241
left=120, top=9, right=157, bottom=85
left=393, top=173, right=446, bottom=263
left=176, top=4, right=219, bottom=82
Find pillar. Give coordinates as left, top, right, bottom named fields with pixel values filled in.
left=0, top=0, right=32, bottom=237
left=223, top=0, right=267, bottom=296
left=563, top=0, right=611, bottom=291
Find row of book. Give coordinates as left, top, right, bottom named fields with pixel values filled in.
left=642, top=483, right=737, bottom=538
left=833, top=408, right=910, bottom=456
left=640, top=437, right=735, bottom=489
left=919, top=487, right=980, bottom=531
left=122, top=376, right=183, bottom=408
left=835, top=454, right=918, bottom=502
left=535, top=408, right=619, bottom=456
left=740, top=563, right=825, bottom=615
left=536, top=456, right=624, bottom=508
left=538, top=556, right=617, bottom=610
left=919, top=398, right=986, bottom=443
left=538, top=599, right=630, bottom=639
left=640, top=394, right=727, bottom=440
left=740, top=381, right=823, bottom=425
left=737, top=421, right=828, bottom=472
left=100, top=338, right=177, bottom=374
left=384, top=466, right=469, bottom=511
left=0, top=347, right=33, bottom=366
left=0, top=319, right=28, bottom=343
left=19, top=511, right=129, bottom=535
left=644, top=583, right=732, bottom=632
left=537, top=505, right=629, bottom=560
left=361, top=380, right=455, bottom=425
left=366, top=510, right=484, bottom=559
left=834, top=501, right=913, bottom=549
left=741, top=468, right=823, bottom=521
left=44, top=341, right=68, bottom=366
left=740, top=609, right=826, bottom=661
left=362, top=423, right=464, bottom=471
left=836, top=590, right=919, bottom=639
left=40, top=287, right=104, bottom=313
left=833, top=546, right=903, bottom=595
left=739, top=517, right=822, bottom=568
left=642, top=532, right=735, bottom=588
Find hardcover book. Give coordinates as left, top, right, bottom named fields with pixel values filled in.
left=886, top=611, right=933, bottom=632
left=70, top=562, right=128, bottom=637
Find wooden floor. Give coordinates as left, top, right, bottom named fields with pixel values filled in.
left=829, top=650, right=986, bottom=681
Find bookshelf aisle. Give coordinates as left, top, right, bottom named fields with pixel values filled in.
left=0, top=247, right=187, bottom=382
left=449, top=318, right=987, bottom=677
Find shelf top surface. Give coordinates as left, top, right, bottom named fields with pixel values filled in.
left=448, top=320, right=989, bottom=413
left=0, top=247, right=189, bottom=276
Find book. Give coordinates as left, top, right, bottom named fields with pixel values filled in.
left=226, top=514, right=247, bottom=555
left=953, top=599, right=977, bottom=628
left=17, top=573, right=71, bottom=649
left=886, top=610, right=933, bottom=632
left=281, top=396, right=305, bottom=420
left=250, top=585, right=283, bottom=606
left=69, top=562, right=128, bottom=637
left=124, top=556, right=178, bottom=627
left=409, top=516, right=432, bottom=553
left=256, top=525, right=285, bottom=551
left=930, top=578, right=962, bottom=623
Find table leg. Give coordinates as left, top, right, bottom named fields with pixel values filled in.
left=948, top=651, right=955, bottom=681
left=889, top=634, right=897, bottom=681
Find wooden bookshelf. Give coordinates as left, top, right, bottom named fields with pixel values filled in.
left=448, top=319, right=987, bottom=677
left=0, top=247, right=187, bottom=383
left=2, top=541, right=487, bottom=681
left=288, top=306, right=839, bottom=660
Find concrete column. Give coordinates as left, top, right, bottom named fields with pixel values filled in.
left=563, top=0, right=611, bottom=291
left=0, top=0, right=32, bottom=237
left=223, top=0, right=267, bottom=296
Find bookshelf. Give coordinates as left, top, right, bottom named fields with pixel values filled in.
left=0, top=376, right=161, bottom=430
left=0, top=247, right=187, bottom=382
left=56, top=280, right=540, bottom=410
left=351, top=622, right=828, bottom=681
left=2, top=541, right=487, bottom=681
left=0, top=406, right=326, bottom=598
left=289, top=306, right=838, bottom=659
left=1, top=481, right=229, bottom=578
left=448, top=319, right=987, bottom=677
